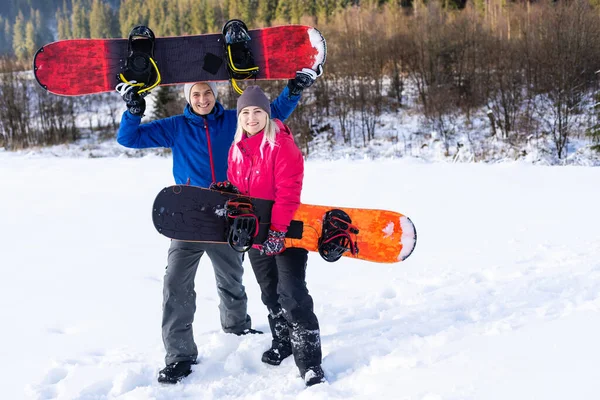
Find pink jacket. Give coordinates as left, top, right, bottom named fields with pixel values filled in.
left=227, top=119, right=304, bottom=231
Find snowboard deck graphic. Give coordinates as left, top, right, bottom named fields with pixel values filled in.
left=152, top=185, right=416, bottom=264
left=33, top=25, right=326, bottom=96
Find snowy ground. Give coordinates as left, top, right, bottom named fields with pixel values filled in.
left=2, top=154, right=600, bottom=399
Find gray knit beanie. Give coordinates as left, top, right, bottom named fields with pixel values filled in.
left=183, top=82, right=218, bottom=104
left=237, top=85, right=271, bottom=118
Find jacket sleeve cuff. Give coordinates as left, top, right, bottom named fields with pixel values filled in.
left=125, top=110, right=143, bottom=120
left=283, top=85, right=301, bottom=101
left=269, top=223, right=287, bottom=233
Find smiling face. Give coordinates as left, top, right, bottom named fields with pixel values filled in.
left=189, top=83, right=216, bottom=115
left=239, top=106, right=268, bottom=136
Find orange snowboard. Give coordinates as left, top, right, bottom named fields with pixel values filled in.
left=285, top=204, right=416, bottom=264
left=152, top=185, right=416, bottom=264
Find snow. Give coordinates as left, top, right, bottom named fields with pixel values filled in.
left=2, top=153, right=599, bottom=399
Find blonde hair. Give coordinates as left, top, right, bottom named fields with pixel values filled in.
left=231, top=115, right=280, bottom=163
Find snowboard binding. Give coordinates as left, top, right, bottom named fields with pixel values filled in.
left=222, top=19, right=259, bottom=94
left=225, top=199, right=259, bottom=252
left=118, top=25, right=161, bottom=95
left=318, top=209, right=359, bottom=262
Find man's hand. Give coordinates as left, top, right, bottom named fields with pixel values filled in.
left=287, top=65, right=323, bottom=96
left=116, top=81, right=147, bottom=116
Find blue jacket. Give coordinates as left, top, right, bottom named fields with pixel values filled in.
left=117, top=86, right=301, bottom=187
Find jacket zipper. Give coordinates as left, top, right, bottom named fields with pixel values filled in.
left=241, top=146, right=252, bottom=195
left=204, top=123, right=216, bottom=184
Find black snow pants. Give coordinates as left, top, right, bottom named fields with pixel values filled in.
left=248, top=247, right=322, bottom=373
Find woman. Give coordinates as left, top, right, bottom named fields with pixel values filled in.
left=226, top=85, right=325, bottom=386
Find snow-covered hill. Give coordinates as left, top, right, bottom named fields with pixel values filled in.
left=2, top=155, right=599, bottom=399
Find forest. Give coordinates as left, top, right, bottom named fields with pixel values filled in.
left=1, top=0, right=600, bottom=162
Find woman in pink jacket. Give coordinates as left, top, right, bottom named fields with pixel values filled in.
left=226, top=86, right=324, bottom=386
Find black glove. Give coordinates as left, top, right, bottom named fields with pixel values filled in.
left=287, top=65, right=323, bottom=96
left=260, top=229, right=286, bottom=256
left=116, top=82, right=147, bottom=116
left=209, top=181, right=240, bottom=194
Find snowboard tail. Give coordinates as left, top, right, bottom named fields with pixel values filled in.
left=152, top=185, right=416, bottom=264
left=33, top=25, right=326, bottom=96
left=285, top=204, right=416, bottom=263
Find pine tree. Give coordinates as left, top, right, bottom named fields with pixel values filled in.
left=12, top=11, right=27, bottom=62
left=290, top=0, right=304, bottom=24
left=204, top=0, right=219, bottom=33
left=120, top=0, right=149, bottom=37
left=152, top=86, right=180, bottom=119
left=90, top=0, right=112, bottom=38
left=333, top=0, right=351, bottom=14
left=316, top=0, right=331, bottom=24
left=4, top=18, right=12, bottom=55
left=31, top=9, right=51, bottom=55
left=165, top=0, right=180, bottom=36
left=56, top=0, right=71, bottom=39
left=303, top=0, right=317, bottom=18
left=0, top=16, right=7, bottom=55
left=118, top=0, right=131, bottom=37
left=56, top=10, right=68, bottom=39
left=239, top=0, right=255, bottom=27
left=147, top=0, right=165, bottom=35
left=226, top=0, right=240, bottom=21
left=257, top=0, right=275, bottom=26
left=24, top=19, right=36, bottom=61
left=71, top=0, right=90, bottom=38
left=275, top=0, right=292, bottom=24
left=188, top=0, right=206, bottom=33
left=179, top=0, right=193, bottom=34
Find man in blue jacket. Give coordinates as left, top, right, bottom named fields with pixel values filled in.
left=116, top=68, right=321, bottom=384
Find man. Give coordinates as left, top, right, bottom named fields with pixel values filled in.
left=115, top=67, right=321, bottom=384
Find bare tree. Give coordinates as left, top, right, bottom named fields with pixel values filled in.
left=530, top=0, right=600, bottom=159
left=0, top=58, right=31, bottom=149
left=35, top=87, right=79, bottom=145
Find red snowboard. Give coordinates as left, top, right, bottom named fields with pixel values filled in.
left=33, top=25, right=326, bottom=96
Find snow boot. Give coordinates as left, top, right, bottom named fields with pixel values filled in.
left=157, top=360, right=193, bottom=384
left=262, top=339, right=293, bottom=365
left=261, top=311, right=293, bottom=365
left=290, top=324, right=323, bottom=385
left=234, top=328, right=263, bottom=336
left=302, top=365, right=325, bottom=387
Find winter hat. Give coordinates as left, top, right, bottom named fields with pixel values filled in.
left=183, top=82, right=218, bottom=104
left=237, top=85, right=271, bottom=118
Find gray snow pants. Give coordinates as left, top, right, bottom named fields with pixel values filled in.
left=162, top=240, right=251, bottom=365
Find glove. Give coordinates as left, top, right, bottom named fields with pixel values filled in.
left=287, top=65, right=323, bottom=96
left=209, top=181, right=240, bottom=194
left=260, top=229, right=286, bottom=256
left=116, top=81, right=147, bottom=116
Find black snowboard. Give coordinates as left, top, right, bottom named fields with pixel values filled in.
left=152, top=185, right=303, bottom=243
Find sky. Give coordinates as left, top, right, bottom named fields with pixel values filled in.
left=2, top=153, right=599, bottom=399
